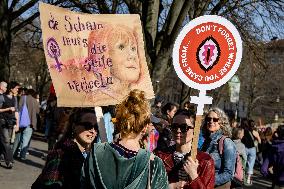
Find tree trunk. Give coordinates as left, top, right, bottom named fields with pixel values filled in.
left=0, top=1, right=11, bottom=81
left=151, top=46, right=172, bottom=85
left=179, top=83, right=191, bottom=106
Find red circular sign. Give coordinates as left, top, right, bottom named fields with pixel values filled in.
left=173, top=16, right=242, bottom=90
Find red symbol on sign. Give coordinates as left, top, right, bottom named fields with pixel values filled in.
left=196, top=36, right=221, bottom=72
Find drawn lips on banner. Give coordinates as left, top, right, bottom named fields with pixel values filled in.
left=196, top=36, right=221, bottom=72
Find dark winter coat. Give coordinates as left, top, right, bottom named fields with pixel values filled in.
left=261, top=139, right=284, bottom=186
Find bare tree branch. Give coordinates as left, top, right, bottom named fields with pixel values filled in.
left=11, top=0, right=38, bottom=20
left=11, top=12, right=39, bottom=34
left=69, top=0, right=92, bottom=13
left=97, top=0, right=110, bottom=14
left=167, top=0, right=192, bottom=49
left=142, top=0, right=160, bottom=47
left=9, top=0, right=20, bottom=12
left=123, top=0, right=142, bottom=14
left=111, top=0, right=119, bottom=13
left=210, top=0, right=228, bottom=15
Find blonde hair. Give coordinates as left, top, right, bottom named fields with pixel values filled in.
left=203, top=107, right=232, bottom=137
left=115, top=89, right=151, bottom=138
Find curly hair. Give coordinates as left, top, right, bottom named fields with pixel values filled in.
left=115, top=89, right=151, bottom=138
left=202, top=107, right=232, bottom=137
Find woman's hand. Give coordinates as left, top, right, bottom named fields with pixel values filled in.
left=183, top=156, right=199, bottom=181
left=14, top=124, right=19, bottom=132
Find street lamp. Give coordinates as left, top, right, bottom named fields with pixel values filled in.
left=275, top=113, right=279, bottom=121
left=228, top=75, right=240, bottom=119
left=276, top=96, right=280, bottom=103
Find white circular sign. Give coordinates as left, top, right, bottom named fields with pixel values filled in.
left=173, top=15, right=242, bottom=91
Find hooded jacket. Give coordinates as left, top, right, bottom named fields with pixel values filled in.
left=81, top=143, right=169, bottom=189
left=261, top=139, right=284, bottom=186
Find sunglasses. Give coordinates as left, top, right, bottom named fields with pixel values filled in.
left=205, top=117, right=219, bottom=123
left=171, top=123, right=194, bottom=133
left=77, top=122, right=98, bottom=130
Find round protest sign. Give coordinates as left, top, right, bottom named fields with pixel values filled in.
left=173, top=15, right=242, bottom=90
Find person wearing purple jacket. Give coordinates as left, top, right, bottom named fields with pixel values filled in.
left=261, top=124, right=284, bottom=189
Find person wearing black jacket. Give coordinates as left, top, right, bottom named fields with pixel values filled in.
left=241, top=119, right=261, bottom=185
left=0, top=81, right=20, bottom=169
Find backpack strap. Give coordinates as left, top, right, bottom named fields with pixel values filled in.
left=218, top=135, right=228, bottom=155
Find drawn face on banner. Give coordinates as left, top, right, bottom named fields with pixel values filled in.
left=108, top=28, right=140, bottom=83
left=87, top=25, right=142, bottom=87
left=173, top=15, right=242, bottom=91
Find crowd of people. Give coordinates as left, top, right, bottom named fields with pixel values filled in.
left=0, top=81, right=39, bottom=168
left=1, top=84, right=283, bottom=189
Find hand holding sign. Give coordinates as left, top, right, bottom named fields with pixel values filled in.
left=173, top=15, right=242, bottom=160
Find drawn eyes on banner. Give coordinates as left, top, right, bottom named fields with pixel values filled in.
left=119, top=44, right=125, bottom=50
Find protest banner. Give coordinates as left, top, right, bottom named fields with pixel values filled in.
left=39, top=2, right=154, bottom=107
left=173, top=15, right=242, bottom=160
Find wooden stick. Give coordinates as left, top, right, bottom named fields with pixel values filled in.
left=95, top=107, right=107, bottom=142
left=191, top=115, right=203, bottom=161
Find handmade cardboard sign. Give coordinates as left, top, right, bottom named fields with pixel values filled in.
left=39, top=3, right=154, bottom=107
left=173, top=15, right=242, bottom=160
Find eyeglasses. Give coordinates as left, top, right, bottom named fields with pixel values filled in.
left=77, top=122, right=98, bottom=130
left=171, top=123, right=194, bottom=133
left=205, top=117, right=219, bottom=123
